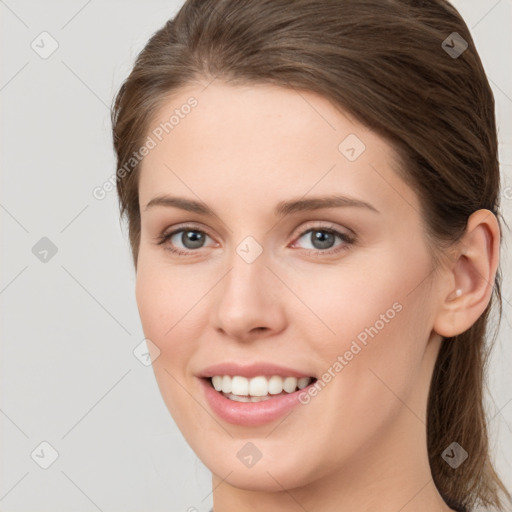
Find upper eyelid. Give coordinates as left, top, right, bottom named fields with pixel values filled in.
left=161, top=222, right=215, bottom=241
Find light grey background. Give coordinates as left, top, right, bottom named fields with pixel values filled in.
left=1, top=1, right=511, bottom=511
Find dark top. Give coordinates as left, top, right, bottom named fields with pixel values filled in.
left=209, top=503, right=468, bottom=511
left=210, top=505, right=468, bottom=511
left=209, top=495, right=468, bottom=511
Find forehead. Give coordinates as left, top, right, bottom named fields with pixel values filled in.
left=138, top=81, right=419, bottom=219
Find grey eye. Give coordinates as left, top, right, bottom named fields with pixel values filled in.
left=173, top=229, right=209, bottom=249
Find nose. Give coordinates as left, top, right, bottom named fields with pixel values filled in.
left=212, top=247, right=287, bottom=342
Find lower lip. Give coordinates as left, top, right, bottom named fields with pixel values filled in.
left=199, top=378, right=314, bottom=427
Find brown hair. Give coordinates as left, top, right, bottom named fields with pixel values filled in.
left=111, top=1, right=511, bottom=510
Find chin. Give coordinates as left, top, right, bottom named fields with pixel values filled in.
left=197, top=443, right=323, bottom=493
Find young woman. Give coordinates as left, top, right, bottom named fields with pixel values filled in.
left=111, top=1, right=511, bottom=510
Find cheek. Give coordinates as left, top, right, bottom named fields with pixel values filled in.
left=135, top=263, right=204, bottom=427
left=298, top=242, right=434, bottom=404
left=134, top=260, right=201, bottom=395
left=135, top=256, right=198, bottom=341
left=289, top=244, right=433, bottom=359
left=319, top=250, right=433, bottom=416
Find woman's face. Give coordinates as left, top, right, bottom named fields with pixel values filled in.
left=135, top=81, right=445, bottom=493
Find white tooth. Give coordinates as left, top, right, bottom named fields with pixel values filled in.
left=212, top=376, right=223, bottom=391
left=221, top=375, right=232, bottom=394
left=226, top=393, right=251, bottom=402
left=250, top=395, right=272, bottom=402
left=268, top=375, right=284, bottom=395
left=249, top=376, right=268, bottom=396
left=231, top=376, right=249, bottom=396
left=297, top=377, right=311, bottom=390
left=215, top=375, right=311, bottom=397
left=283, top=376, right=298, bottom=393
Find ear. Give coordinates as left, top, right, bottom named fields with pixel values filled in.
left=433, top=209, right=500, bottom=338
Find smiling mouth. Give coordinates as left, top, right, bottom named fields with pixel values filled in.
left=206, top=375, right=317, bottom=402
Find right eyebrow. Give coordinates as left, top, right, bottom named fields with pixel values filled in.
left=144, top=195, right=213, bottom=215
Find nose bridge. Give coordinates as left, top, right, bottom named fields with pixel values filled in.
left=220, top=239, right=269, bottom=311
left=212, top=236, right=285, bottom=339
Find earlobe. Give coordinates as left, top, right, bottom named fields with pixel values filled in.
left=433, top=209, right=500, bottom=338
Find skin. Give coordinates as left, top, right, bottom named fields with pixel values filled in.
left=135, top=80, right=499, bottom=512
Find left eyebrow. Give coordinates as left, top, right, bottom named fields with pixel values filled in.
left=143, top=193, right=379, bottom=216
left=274, top=194, right=379, bottom=217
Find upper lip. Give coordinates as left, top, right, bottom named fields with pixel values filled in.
left=198, top=362, right=315, bottom=379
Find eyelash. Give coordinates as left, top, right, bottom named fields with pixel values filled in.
left=155, top=222, right=356, bottom=257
